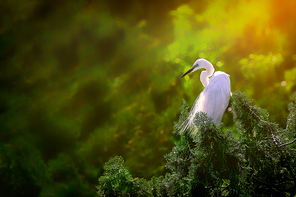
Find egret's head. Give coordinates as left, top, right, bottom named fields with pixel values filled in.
left=180, top=58, right=211, bottom=78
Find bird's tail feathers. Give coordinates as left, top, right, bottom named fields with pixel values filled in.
left=178, top=95, right=201, bottom=137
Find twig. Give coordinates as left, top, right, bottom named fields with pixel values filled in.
left=245, top=104, right=279, bottom=147
left=278, top=138, right=296, bottom=148
left=243, top=102, right=296, bottom=183
left=246, top=104, right=296, bottom=148
left=264, top=121, right=279, bottom=146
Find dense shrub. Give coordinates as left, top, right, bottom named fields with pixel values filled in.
left=97, top=91, right=296, bottom=196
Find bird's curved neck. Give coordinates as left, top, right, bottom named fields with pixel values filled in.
left=200, top=64, right=214, bottom=87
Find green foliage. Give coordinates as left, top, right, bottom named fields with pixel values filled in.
left=287, top=92, right=296, bottom=134
left=0, top=140, right=48, bottom=197
left=97, top=91, right=296, bottom=196
left=97, top=156, right=151, bottom=197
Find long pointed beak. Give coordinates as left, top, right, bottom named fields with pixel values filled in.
left=180, top=67, right=194, bottom=78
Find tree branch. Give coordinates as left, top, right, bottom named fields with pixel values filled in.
left=278, top=138, right=296, bottom=148
left=245, top=104, right=280, bottom=147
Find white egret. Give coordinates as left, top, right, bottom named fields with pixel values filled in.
left=179, top=58, right=231, bottom=135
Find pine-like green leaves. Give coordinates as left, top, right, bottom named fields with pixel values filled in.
left=97, top=156, right=151, bottom=197
left=97, top=91, right=296, bottom=196
left=287, top=92, right=296, bottom=134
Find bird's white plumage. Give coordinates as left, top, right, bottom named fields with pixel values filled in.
left=180, top=59, right=231, bottom=136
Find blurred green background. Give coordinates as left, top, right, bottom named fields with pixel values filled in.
left=1, top=0, right=296, bottom=196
